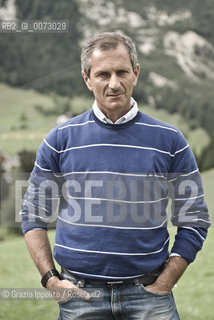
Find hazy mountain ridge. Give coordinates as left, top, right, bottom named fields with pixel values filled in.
left=78, top=0, right=214, bottom=82
left=1, top=0, right=213, bottom=91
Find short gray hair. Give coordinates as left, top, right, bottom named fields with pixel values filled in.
left=81, top=32, right=138, bottom=77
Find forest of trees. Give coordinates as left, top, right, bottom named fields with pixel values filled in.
left=0, top=0, right=85, bottom=96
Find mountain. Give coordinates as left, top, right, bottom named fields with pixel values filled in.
left=0, top=0, right=214, bottom=169
left=77, top=0, right=214, bottom=124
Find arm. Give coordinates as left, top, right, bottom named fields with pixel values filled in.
left=21, top=132, right=90, bottom=301
left=25, top=229, right=56, bottom=276
left=145, top=256, right=188, bottom=294
left=25, top=229, right=90, bottom=302
left=145, top=131, right=209, bottom=294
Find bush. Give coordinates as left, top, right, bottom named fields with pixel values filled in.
left=18, top=150, right=36, bottom=172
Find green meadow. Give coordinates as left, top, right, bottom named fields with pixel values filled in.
left=0, top=83, right=210, bottom=156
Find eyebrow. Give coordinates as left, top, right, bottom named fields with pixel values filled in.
left=94, top=68, right=131, bottom=76
left=94, top=70, right=108, bottom=76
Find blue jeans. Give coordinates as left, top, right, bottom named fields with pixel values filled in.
left=58, top=272, right=180, bottom=320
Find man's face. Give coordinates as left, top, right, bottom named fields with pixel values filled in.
left=82, top=44, right=140, bottom=119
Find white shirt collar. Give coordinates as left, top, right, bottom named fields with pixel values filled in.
left=92, top=97, right=138, bottom=125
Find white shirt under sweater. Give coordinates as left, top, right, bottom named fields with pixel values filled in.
left=92, top=97, right=138, bottom=125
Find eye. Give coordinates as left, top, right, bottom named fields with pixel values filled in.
left=117, top=70, right=129, bottom=76
left=96, top=72, right=109, bottom=78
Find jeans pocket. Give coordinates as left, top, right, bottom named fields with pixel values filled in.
left=140, top=283, right=171, bottom=297
left=58, top=298, right=72, bottom=306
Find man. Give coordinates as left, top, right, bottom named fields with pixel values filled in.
left=21, top=32, right=210, bottom=319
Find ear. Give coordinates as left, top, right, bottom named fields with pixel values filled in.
left=81, top=70, right=93, bottom=91
left=133, top=64, right=140, bottom=87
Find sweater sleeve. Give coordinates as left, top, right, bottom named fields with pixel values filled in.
left=168, top=130, right=210, bottom=263
left=21, top=127, right=62, bottom=234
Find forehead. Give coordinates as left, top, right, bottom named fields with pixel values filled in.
left=90, top=44, right=132, bottom=71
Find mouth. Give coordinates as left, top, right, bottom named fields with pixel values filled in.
left=107, top=93, right=123, bottom=97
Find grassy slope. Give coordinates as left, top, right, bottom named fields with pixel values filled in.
left=0, top=232, right=58, bottom=319
left=172, top=227, right=214, bottom=320
left=0, top=83, right=210, bottom=155
left=0, top=83, right=57, bottom=154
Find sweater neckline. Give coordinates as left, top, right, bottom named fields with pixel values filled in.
left=91, top=109, right=141, bottom=129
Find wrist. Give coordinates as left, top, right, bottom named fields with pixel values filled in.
left=41, top=269, right=62, bottom=288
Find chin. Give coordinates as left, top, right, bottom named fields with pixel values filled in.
left=108, top=102, right=125, bottom=109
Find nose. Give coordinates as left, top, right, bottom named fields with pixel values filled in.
left=108, top=73, right=121, bottom=91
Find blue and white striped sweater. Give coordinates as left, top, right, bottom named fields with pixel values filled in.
left=21, top=109, right=209, bottom=280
